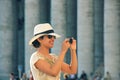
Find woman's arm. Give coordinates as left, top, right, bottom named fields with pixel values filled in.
left=34, top=39, right=70, bottom=77
left=61, top=39, right=78, bottom=74
left=35, top=51, right=66, bottom=77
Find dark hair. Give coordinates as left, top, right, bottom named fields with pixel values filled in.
left=32, top=36, right=44, bottom=48
left=10, top=72, right=14, bottom=75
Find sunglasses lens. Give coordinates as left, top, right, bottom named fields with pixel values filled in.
left=48, top=35, right=56, bottom=39
left=48, top=35, right=52, bottom=39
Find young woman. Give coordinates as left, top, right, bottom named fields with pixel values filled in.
left=29, top=23, right=78, bottom=80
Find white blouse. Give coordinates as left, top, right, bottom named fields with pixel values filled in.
left=30, top=52, right=61, bottom=80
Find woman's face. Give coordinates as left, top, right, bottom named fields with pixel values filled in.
left=39, top=35, right=56, bottom=48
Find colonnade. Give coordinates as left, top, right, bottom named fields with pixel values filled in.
left=0, top=0, right=119, bottom=80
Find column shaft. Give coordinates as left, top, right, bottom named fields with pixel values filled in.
left=0, top=0, right=18, bottom=79
left=77, top=0, right=94, bottom=78
left=104, top=0, right=120, bottom=79
left=51, top=0, right=67, bottom=54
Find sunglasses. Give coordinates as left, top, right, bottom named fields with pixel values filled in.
left=47, top=35, right=56, bottom=39
left=40, top=35, right=56, bottom=39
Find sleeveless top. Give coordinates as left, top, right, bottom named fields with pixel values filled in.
left=30, top=52, right=61, bottom=80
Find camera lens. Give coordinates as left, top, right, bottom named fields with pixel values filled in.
left=69, top=38, right=73, bottom=44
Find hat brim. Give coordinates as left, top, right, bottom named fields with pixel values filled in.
left=29, top=33, right=61, bottom=45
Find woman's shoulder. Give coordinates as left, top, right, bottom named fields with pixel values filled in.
left=50, top=53, right=58, bottom=58
left=31, top=52, right=37, bottom=57
left=31, top=52, right=44, bottom=60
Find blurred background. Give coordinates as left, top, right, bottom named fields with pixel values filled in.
left=0, top=0, right=120, bottom=80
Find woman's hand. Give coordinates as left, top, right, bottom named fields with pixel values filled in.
left=61, top=39, right=70, bottom=53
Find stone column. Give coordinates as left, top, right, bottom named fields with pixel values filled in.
left=94, top=0, right=104, bottom=74
left=104, top=0, right=120, bottom=79
left=0, top=0, right=18, bottom=79
left=77, top=0, right=94, bottom=79
left=25, top=0, right=49, bottom=75
left=50, top=0, right=67, bottom=54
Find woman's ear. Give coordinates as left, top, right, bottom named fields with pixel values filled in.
left=37, top=38, right=43, bottom=43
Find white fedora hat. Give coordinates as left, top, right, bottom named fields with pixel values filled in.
left=29, top=23, right=61, bottom=45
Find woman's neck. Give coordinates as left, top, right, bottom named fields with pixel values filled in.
left=37, top=46, right=50, bottom=56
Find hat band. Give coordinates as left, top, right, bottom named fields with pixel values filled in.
left=34, top=30, right=54, bottom=36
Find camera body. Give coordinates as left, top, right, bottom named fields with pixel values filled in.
left=69, top=38, right=73, bottom=44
